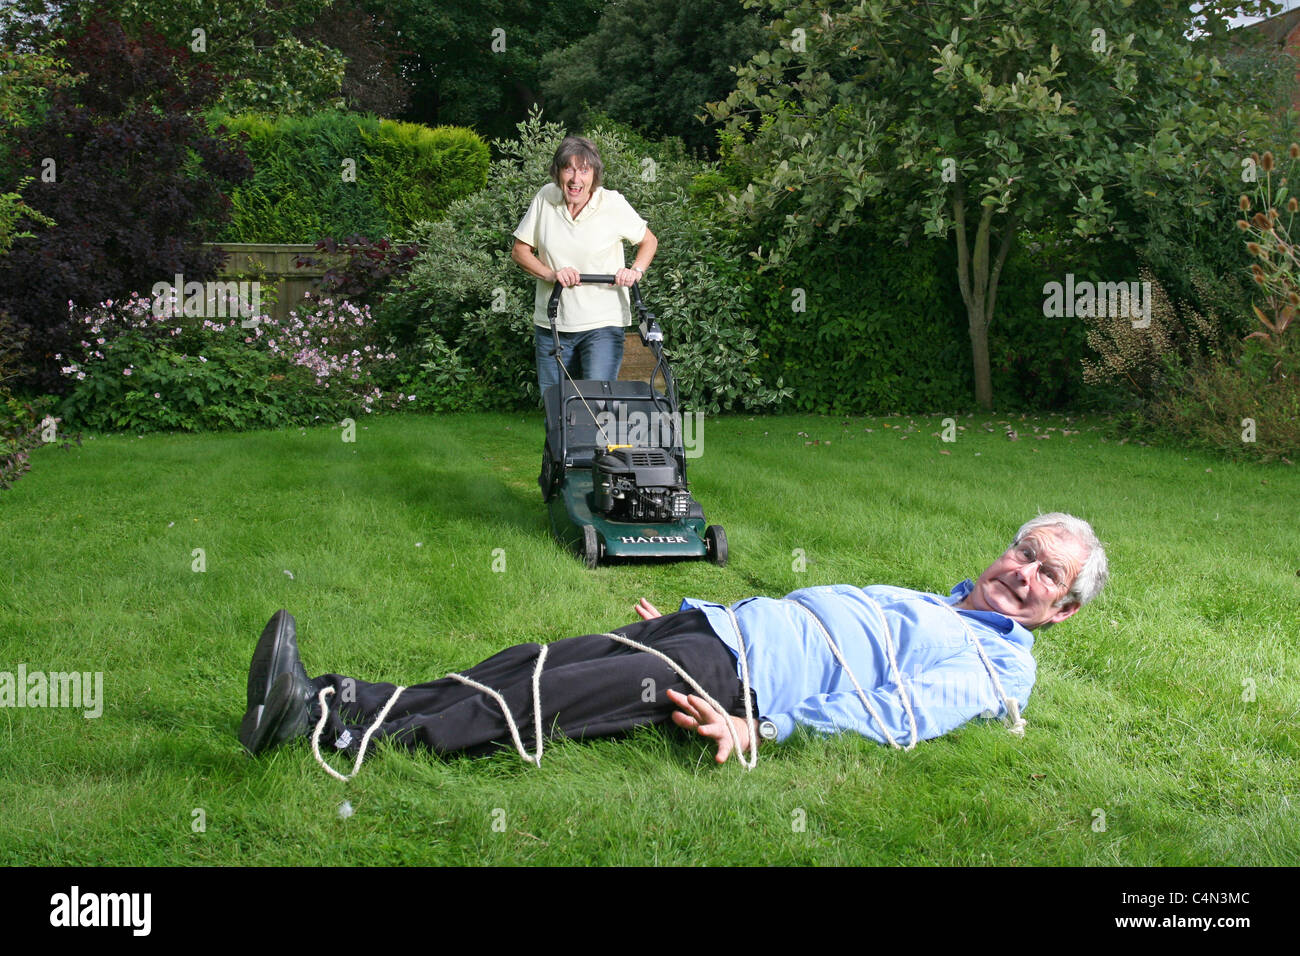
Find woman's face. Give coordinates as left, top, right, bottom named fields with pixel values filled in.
left=560, top=157, right=594, bottom=208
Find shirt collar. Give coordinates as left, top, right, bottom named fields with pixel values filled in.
left=543, top=183, right=604, bottom=220
left=945, top=579, right=975, bottom=604
left=943, top=579, right=1033, bottom=646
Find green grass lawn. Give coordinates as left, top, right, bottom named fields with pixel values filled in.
left=1, top=411, right=1296, bottom=865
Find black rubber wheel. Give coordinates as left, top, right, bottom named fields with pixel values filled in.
left=539, top=450, right=559, bottom=502
left=705, top=524, right=728, bottom=567
left=583, top=525, right=602, bottom=569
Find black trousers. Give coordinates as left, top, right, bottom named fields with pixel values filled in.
left=310, top=610, right=751, bottom=757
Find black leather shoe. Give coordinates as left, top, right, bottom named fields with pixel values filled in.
left=240, top=671, right=313, bottom=755
left=239, top=610, right=309, bottom=743
left=244, top=609, right=309, bottom=706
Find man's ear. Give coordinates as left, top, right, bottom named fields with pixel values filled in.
left=1047, top=601, right=1081, bottom=626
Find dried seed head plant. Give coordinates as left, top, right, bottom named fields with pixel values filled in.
left=1081, top=265, right=1218, bottom=397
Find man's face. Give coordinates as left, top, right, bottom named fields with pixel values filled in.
left=963, top=527, right=1088, bottom=630
left=560, top=159, right=593, bottom=207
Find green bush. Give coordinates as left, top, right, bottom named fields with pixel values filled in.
left=1146, top=341, right=1300, bottom=461
left=212, top=111, right=488, bottom=243
left=0, top=392, right=68, bottom=490
left=390, top=111, right=789, bottom=413
left=741, top=217, right=1120, bottom=414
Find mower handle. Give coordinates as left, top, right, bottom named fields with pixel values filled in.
left=546, top=273, right=650, bottom=321
left=542, top=272, right=677, bottom=437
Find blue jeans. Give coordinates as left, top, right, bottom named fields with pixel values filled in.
left=534, top=324, right=626, bottom=396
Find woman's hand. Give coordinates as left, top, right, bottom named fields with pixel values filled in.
left=553, top=267, right=581, bottom=287
left=614, top=267, right=641, bottom=287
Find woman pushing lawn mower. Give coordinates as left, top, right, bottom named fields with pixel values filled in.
left=511, top=135, right=658, bottom=394
left=511, top=135, right=722, bottom=570
left=533, top=269, right=727, bottom=568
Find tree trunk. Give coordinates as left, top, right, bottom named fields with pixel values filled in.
left=952, top=193, right=1016, bottom=411
left=968, top=313, right=992, bottom=410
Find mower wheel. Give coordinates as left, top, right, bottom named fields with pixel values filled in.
left=705, top=524, right=728, bottom=567
left=583, top=525, right=602, bottom=569
left=539, top=451, right=559, bottom=502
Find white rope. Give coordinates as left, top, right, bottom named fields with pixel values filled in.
left=939, top=601, right=1027, bottom=736
left=606, top=610, right=758, bottom=769
left=791, top=599, right=920, bottom=750
left=445, top=643, right=550, bottom=767
left=310, top=684, right=407, bottom=783
left=725, top=606, right=758, bottom=769
left=863, top=597, right=921, bottom=749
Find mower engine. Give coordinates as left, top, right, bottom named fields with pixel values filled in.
left=594, top=448, right=693, bottom=523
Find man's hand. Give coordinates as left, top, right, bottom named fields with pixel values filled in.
left=634, top=598, right=662, bottom=620
left=667, top=688, right=754, bottom=764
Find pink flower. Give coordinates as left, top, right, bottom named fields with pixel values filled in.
left=123, top=368, right=133, bottom=376
left=154, top=392, right=161, bottom=399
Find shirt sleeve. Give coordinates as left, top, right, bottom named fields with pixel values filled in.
left=512, top=189, right=545, bottom=247
left=608, top=191, right=648, bottom=244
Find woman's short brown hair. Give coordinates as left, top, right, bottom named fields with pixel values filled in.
left=549, top=136, right=604, bottom=190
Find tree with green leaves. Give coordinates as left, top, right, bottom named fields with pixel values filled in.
left=368, top=0, right=602, bottom=140
left=0, top=38, right=73, bottom=253
left=2, top=0, right=352, bottom=114
left=540, top=0, right=766, bottom=154
left=710, top=0, right=1286, bottom=409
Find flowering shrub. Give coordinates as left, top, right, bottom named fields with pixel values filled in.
left=1081, top=266, right=1220, bottom=399
left=265, top=294, right=404, bottom=414
left=58, top=292, right=409, bottom=433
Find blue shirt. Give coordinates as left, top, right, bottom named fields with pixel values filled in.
left=680, top=581, right=1036, bottom=746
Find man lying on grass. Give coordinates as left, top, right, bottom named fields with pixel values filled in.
left=239, top=513, right=1107, bottom=769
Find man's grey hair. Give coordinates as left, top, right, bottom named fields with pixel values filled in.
left=549, top=136, right=604, bottom=190
left=1013, top=512, right=1109, bottom=608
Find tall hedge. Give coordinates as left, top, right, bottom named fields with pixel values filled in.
left=750, top=221, right=969, bottom=413
left=211, top=111, right=488, bottom=242
left=747, top=215, right=1128, bottom=414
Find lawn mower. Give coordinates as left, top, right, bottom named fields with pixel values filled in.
left=538, top=274, right=726, bottom=569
